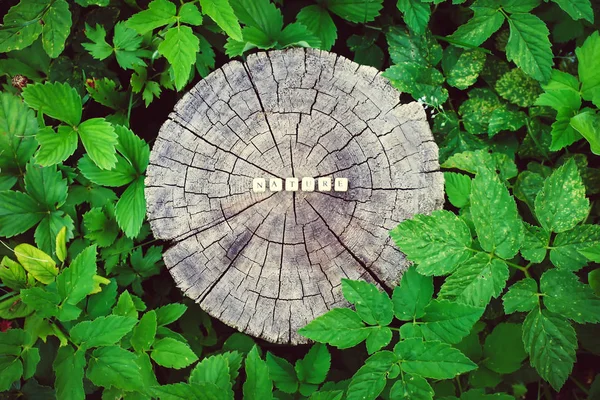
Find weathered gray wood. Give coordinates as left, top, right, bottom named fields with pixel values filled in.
left=145, top=48, right=444, bottom=344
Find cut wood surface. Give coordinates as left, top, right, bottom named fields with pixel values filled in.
left=145, top=48, right=444, bottom=344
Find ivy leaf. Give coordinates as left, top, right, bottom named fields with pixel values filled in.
left=523, top=308, right=576, bottom=391
left=483, top=323, right=527, bottom=374
left=347, top=351, right=398, bottom=400
left=70, top=315, right=137, bottom=349
left=243, top=345, right=274, bottom=400
left=14, top=244, right=57, bottom=284
left=439, top=253, right=509, bottom=308
left=576, top=31, right=600, bottom=102
left=534, top=159, right=589, bottom=233
left=41, top=0, right=72, bottom=58
left=77, top=118, right=118, bottom=170
left=390, top=210, right=472, bottom=276
left=570, top=111, right=600, bottom=155
left=471, top=167, right=523, bottom=259
left=341, top=279, right=393, bottom=326
left=200, top=0, right=243, bottom=41
left=86, top=346, right=143, bottom=391
left=295, top=6, right=336, bottom=51
left=541, top=269, right=600, bottom=323
left=502, top=278, right=539, bottom=314
left=394, top=338, right=477, bottom=379
left=392, top=265, right=433, bottom=321
left=505, top=13, right=552, bottom=82
left=449, top=6, right=504, bottom=47
left=396, top=0, right=430, bottom=35
left=389, top=373, right=434, bottom=400
left=419, top=300, right=484, bottom=344
left=22, top=82, right=82, bottom=126
left=266, top=353, right=298, bottom=393
left=53, top=346, right=86, bottom=400
left=551, top=0, right=593, bottom=24
left=298, top=309, right=371, bottom=349
left=126, top=0, right=177, bottom=34
left=324, top=0, right=383, bottom=23
left=35, top=126, right=78, bottom=166
left=158, top=26, right=199, bottom=91
left=56, top=245, right=97, bottom=305
left=550, top=224, right=600, bottom=270
left=151, top=337, right=198, bottom=369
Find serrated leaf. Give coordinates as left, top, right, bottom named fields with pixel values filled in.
left=78, top=154, right=136, bottom=187
left=298, top=308, right=371, bottom=349
left=397, top=0, right=430, bottom=35
left=156, top=303, right=187, bottom=326
left=347, top=351, right=398, bottom=400
left=505, top=13, right=552, bottom=82
left=86, top=78, right=128, bottom=110
left=389, top=373, right=433, bottom=400
left=449, top=8, right=504, bottom=47
left=341, top=279, right=393, bottom=326
left=158, top=26, right=199, bottom=91
left=77, top=118, right=118, bottom=170
left=534, top=159, right=589, bottom=233
left=576, top=31, right=600, bottom=102
left=365, top=327, right=392, bottom=354
left=243, top=345, right=274, bottom=400
left=0, top=257, right=27, bottom=290
left=551, top=0, right=593, bottom=24
left=297, top=5, right=337, bottom=51
left=0, top=191, right=45, bottom=237
left=458, top=89, right=503, bottom=135
left=113, top=22, right=148, bottom=70
left=502, top=278, right=538, bottom=314
left=419, top=300, right=484, bottom=344
left=442, top=46, right=486, bottom=90
left=483, top=323, right=526, bottom=374
left=189, top=354, right=233, bottom=397
left=127, top=0, right=177, bottom=34
left=487, top=107, right=527, bottom=137
left=131, top=310, right=157, bottom=353
left=386, top=27, right=442, bottom=66
left=325, top=0, right=383, bottom=23
left=115, top=176, right=146, bottom=238
left=41, top=0, right=72, bottom=58
left=296, top=343, right=330, bottom=385
left=541, top=268, right=600, bottom=323
left=56, top=245, right=97, bottom=305
left=87, top=346, right=143, bottom=390
left=14, top=243, right=56, bottom=284
left=22, top=82, right=82, bottom=126
left=550, top=109, right=581, bottom=151
left=151, top=337, right=198, bottom=369
left=200, top=0, right=242, bottom=41
left=70, top=315, right=137, bottom=348
left=82, top=23, right=113, bottom=60
left=113, top=290, right=137, bottom=319
left=0, top=0, right=45, bottom=53
left=266, top=352, right=298, bottom=393
left=390, top=210, right=472, bottom=276
left=535, top=69, right=581, bottom=112
left=570, top=111, right=600, bottom=155
left=83, top=208, right=119, bottom=247
left=383, top=63, right=448, bottom=107
left=277, top=23, right=321, bottom=49
left=35, top=126, right=78, bottom=166
left=495, top=68, right=542, bottom=107
left=521, top=223, right=549, bottom=263
left=24, top=162, right=67, bottom=210
left=20, top=286, right=60, bottom=318
left=392, top=265, right=433, bottom=321
left=550, top=224, right=600, bottom=270
left=53, top=346, right=86, bottom=400
left=523, top=308, right=576, bottom=391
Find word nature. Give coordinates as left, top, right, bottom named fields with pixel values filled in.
left=253, top=177, right=348, bottom=193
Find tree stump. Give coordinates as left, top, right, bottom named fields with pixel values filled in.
left=145, top=48, right=444, bottom=344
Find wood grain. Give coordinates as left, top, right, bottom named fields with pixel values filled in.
left=145, top=48, right=444, bottom=344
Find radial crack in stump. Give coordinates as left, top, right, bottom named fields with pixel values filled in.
left=145, top=48, right=444, bottom=344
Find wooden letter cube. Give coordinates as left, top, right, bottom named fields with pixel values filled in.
left=318, top=177, right=332, bottom=191
left=285, top=178, right=299, bottom=191
left=302, top=177, right=315, bottom=192
left=253, top=178, right=266, bottom=193
left=334, top=178, right=348, bottom=192
left=269, top=178, right=283, bottom=192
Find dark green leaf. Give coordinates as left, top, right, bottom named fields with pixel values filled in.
left=243, top=345, right=274, bottom=400
left=151, top=337, right=198, bottom=369
left=392, top=265, right=433, bottom=321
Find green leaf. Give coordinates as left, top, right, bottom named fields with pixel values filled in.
left=87, top=346, right=143, bottom=390
left=502, top=278, right=539, bottom=314
left=0, top=93, right=38, bottom=179
left=495, top=68, right=542, bottom=107
left=20, top=286, right=60, bottom=318
left=151, top=382, right=223, bottom=400
left=521, top=223, right=549, bottom=263
left=243, top=345, right=274, bottom=400
left=576, top=31, right=600, bottom=102
left=396, top=0, right=430, bottom=35
left=25, top=162, right=67, bottom=209
left=77, top=118, right=118, bottom=170
left=389, top=210, right=472, bottom=276
left=113, top=22, right=148, bottom=70
left=22, top=82, right=82, bottom=126
left=500, top=0, right=542, bottom=13
left=156, top=303, right=188, bottom=326
left=534, top=159, right=589, bottom=233
left=116, top=124, right=149, bottom=175
left=266, top=352, right=298, bottom=393
left=56, top=245, right=97, bottom=305
left=190, top=354, right=233, bottom=396
left=35, top=126, right=78, bottom=166
left=541, top=268, right=600, bottom=323
left=42, top=0, right=72, bottom=58
left=449, top=7, right=504, bottom=47
left=83, top=208, right=119, bottom=247
left=113, top=290, right=138, bottom=319
left=550, top=224, right=600, bottom=270
left=70, top=315, right=137, bottom=348
left=0, top=0, right=45, bottom=53
left=296, top=343, right=330, bottom=385
left=487, top=107, right=527, bottom=137
left=200, top=0, right=242, bottom=41
left=551, top=0, right=593, bottom=24
left=131, top=310, right=157, bottom=352
left=365, top=327, right=393, bottom=354
left=535, top=70, right=581, bottom=112
left=179, top=3, right=202, bottom=25
left=296, top=5, right=337, bottom=51
left=298, top=308, right=371, bottom=349
left=0, top=257, right=27, bottom=290
left=550, top=109, right=582, bottom=151
left=324, top=0, right=383, bottom=23
left=0, top=192, right=44, bottom=237
left=505, top=13, right=552, bottom=82
left=127, top=0, right=177, bottom=34
left=78, top=155, right=136, bottom=187
left=471, top=167, right=523, bottom=259
left=522, top=308, right=576, bottom=391
left=394, top=338, right=477, bottom=379
left=483, top=323, right=526, bottom=374
left=570, top=111, right=600, bottom=155
left=392, top=265, right=433, bottom=321
left=389, top=373, right=434, bottom=400
left=383, top=63, right=448, bottom=107
left=0, top=356, right=23, bottom=392
left=341, top=279, right=393, bottom=326
left=115, top=177, right=146, bottom=238
left=347, top=351, right=398, bottom=400
left=14, top=243, right=56, bottom=284
left=21, top=347, right=39, bottom=379
left=442, top=47, right=486, bottom=90
left=53, top=346, right=86, bottom=400
left=82, top=23, right=113, bottom=60
left=86, top=78, right=128, bottom=110
left=589, top=269, right=600, bottom=296
left=419, top=300, right=484, bottom=344
left=151, top=337, right=198, bottom=369
left=386, top=27, right=442, bottom=66
left=158, top=26, right=199, bottom=91
left=87, top=279, right=118, bottom=319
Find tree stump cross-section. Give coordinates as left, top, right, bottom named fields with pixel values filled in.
left=145, top=48, right=444, bottom=344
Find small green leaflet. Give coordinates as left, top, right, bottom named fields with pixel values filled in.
left=442, top=46, right=486, bottom=90
left=341, top=279, right=393, bottom=326
left=419, top=299, right=484, bottom=344
left=392, top=265, right=433, bottom=321
left=448, top=5, right=504, bottom=47
left=243, top=345, right=274, bottom=400
left=576, top=31, right=600, bottom=103
left=22, top=81, right=82, bottom=126
left=521, top=223, right=549, bottom=263
left=131, top=310, right=157, bottom=353
left=346, top=351, right=398, bottom=400
left=70, top=315, right=137, bottom=348
left=296, top=5, right=337, bottom=51
left=502, top=278, right=539, bottom=314
left=41, top=0, right=72, bottom=58
left=570, top=111, right=600, bottom=155
left=389, top=373, right=433, bottom=400
left=551, top=0, right=594, bottom=24
left=266, top=352, right=298, bottom=393
left=295, top=343, right=330, bottom=385
left=325, top=0, right=383, bottom=23
left=158, top=26, right=199, bottom=91
left=298, top=308, right=371, bottom=349
left=535, top=69, right=581, bottom=112
left=483, top=323, right=527, bottom=374
left=495, top=68, right=542, bottom=108
left=151, top=337, right=198, bottom=369
left=83, top=22, right=149, bottom=70
left=365, top=327, right=393, bottom=354
left=126, top=0, right=177, bottom=34
left=200, top=0, right=243, bottom=41
left=190, top=354, right=234, bottom=397
left=86, top=346, right=144, bottom=391
left=505, top=13, right=552, bottom=82
left=541, top=268, right=600, bottom=324
left=56, top=245, right=97, bottom=305
left=14, top=244, right=57, bottom=284
left=396, top=0, right=431, bottom=35
left=53, top=346, right=86, bottom=400
left=550, top=224, right=600, bottom=270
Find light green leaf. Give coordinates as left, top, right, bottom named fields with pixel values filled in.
left=522, top=308, right=576, bottom=391
left=324, top=0, right=383, bottom=23
left=35, top=126, right=78, bottom=166
left=22, top=82, right=82, bottom=126
left=295, top=343, right=330, bottom=385
left=78, top=154, right=136, bottom=187
left=24, top=162, right=67, bottom=209
left=156, top=303, right=188, bottom=326
left=541, top=268, right=600, bottom=323
left=365, top=327, right=392, bottom=354
left=41, top=0, right=71, bottom=58
left=298, top=308, right=371, bottom=349
left=266, top=352, right=298, bottom=393
left=341, top=279, right=393, bottom=326
left=552, top=0, right=593, bottom=24
left=442, top=46, right=486, bottom=90
left=570, top=111, right=600, bottom=155
left=392, top=265, right=433, bottom=321
left=131, top=310, right=157, bottom=353
left=77, top=118, right=118, bottom=170
left=87, top=346, right=143, bottom=390
left=550, top=109, right=582, bottom=151
left=347, top=351, right=398, bottom=400
left=151, top=382, right=224, bottom=400
left=419, top=300, right=484, bottom=344
left=296, top=5, right=337, bottom=51
left=0, top=257, right=27, bottom=290
left=243, top=345, right=274, bottom=400
left=389, top=210, right=472, bottom=276
left=276, top=23, right=321, bottom=49
left=14, top=243, right=56, bottom=284
left=521, top=223, right=549, bottom=263
left=158, top=26, right=199, bottom=91
left=200, top=0, right=242, bottom=41
left=70, top=315, right=137, bottom=348
left=113, top=21, right=148, bottom=70
left=82, top=23, right=113, bottom=60
left=83, top=208, right=119, bottom=248
left=151, top=337, right=198, bottom=369
left=576, top=31, right=600, bottom=102
left=502, top=278, right=538, bottom=314
left=115, top=176, right=146, bottom=238
left=471, top=167, right=523, bottom=259
left=179, top=3, right=202, bottom=25
left=126, top=0, right=177, bottom=34
left=0, top=356, right=22, bottom=391
left=550, top=224, right=600, bottom=270
left=53, top=346, right=86, bottom=400
left=449, top=8, right=504, bottom=47
left=113, top=290, right=137, bottom=319
left=505, top=13, right=552, bottom=82
left=389, top=373, right=433, bottom=400
left=0, top=192, right=44, bottom=237
left=394, top=338, right=477, bottom=379
left=483, top=323, right=526, bottom=374
left=56, top=245, right=97, bottom=305
left=190, top=354, right=233, bottom=396
left=397, top=0, right=430, bottom=35
left=535, top=69, right=581, bottom=112
left=534, top=159, right=589, bottom=233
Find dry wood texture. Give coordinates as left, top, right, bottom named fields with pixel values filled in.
left=145, top=48, right=444, bottom=344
